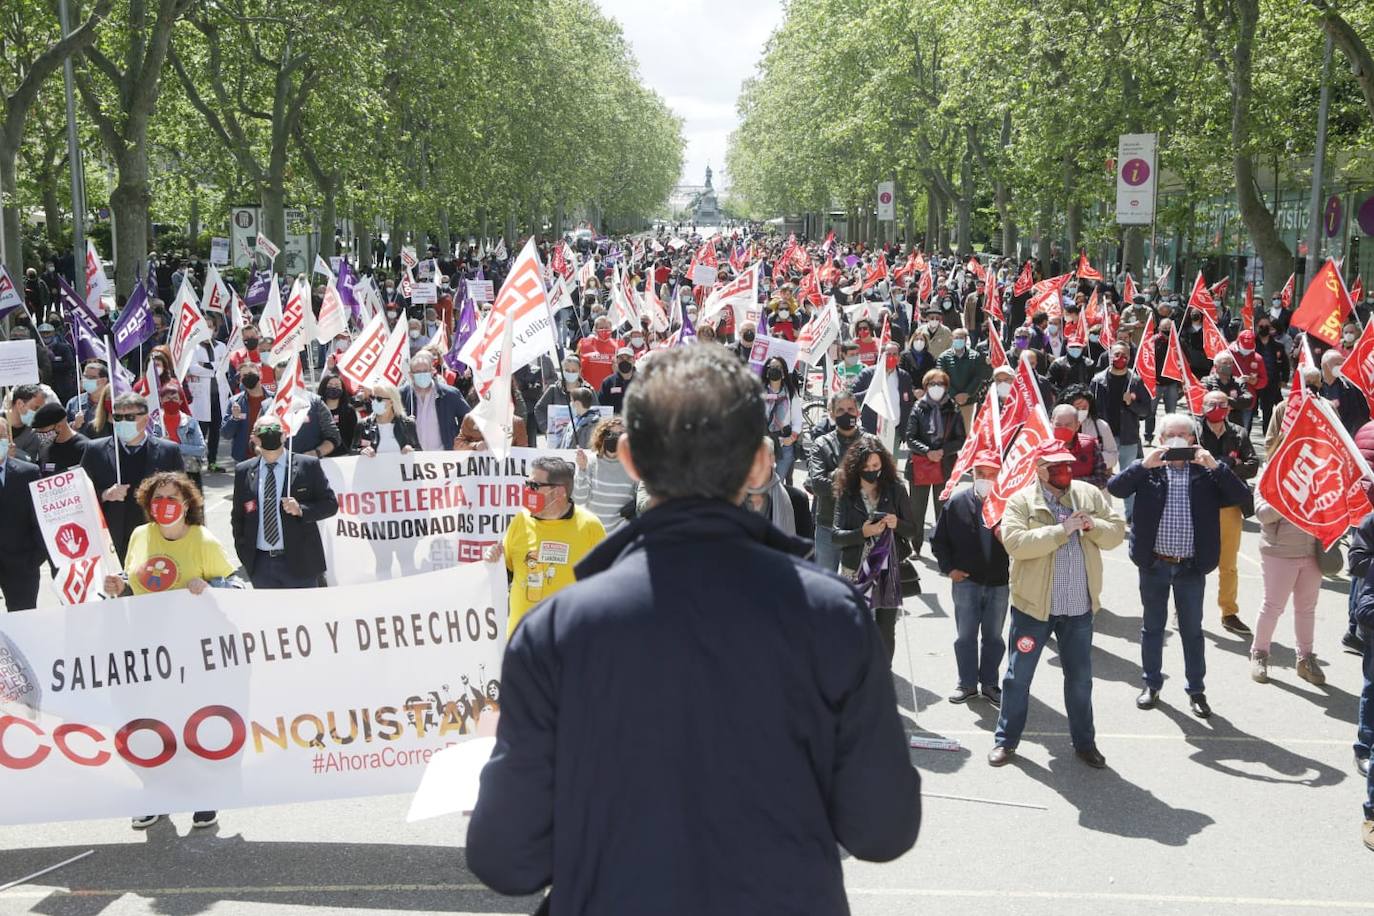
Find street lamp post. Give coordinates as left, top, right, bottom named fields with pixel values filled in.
left=59, top=0, right=87, bottom=301
left=1304, top=30, right=1334, bottom=293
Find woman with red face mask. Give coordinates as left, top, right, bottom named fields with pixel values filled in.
left=102, top=471, right=237, bottom=833
left=853, top=319, right=879, bottom=366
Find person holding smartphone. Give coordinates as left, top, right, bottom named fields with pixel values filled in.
left=1107, top=413, right=1253, bottom=720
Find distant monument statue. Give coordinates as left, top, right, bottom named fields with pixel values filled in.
left=688, top=164, right=722, bottom=225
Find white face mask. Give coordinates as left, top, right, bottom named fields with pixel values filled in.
left=973, top=478, right=993, bottom=498
left=1165, top=436, right=1189, bottom=449
left=1076, top=408, right=1089, bottom=424
left=913, top=340, right=926, bottom=352
left=927, top=385, right=946, bottom=401
left=996, top=381, right=1012, bottom=398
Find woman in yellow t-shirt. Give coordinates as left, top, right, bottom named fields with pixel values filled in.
left=102, top=470, right=237, bottom=833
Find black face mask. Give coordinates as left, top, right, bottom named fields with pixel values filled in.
left=741, top=333, right=755, bottom=345
left=860, top=469, right=881, bottom=483
left=240, top=374, right=260, bottom=390
left=766, top=367, right=783, bottom=381
left=835, top=413, right=858, bottom=431
left=617, top=360, right=633, bottom=374
left=255, top=429, right=283, bottom=451
left=325, top=387, right=343, bottom=399
left=243, top=338, right=260, bottom=352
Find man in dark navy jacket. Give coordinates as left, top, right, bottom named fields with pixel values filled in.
left=1108, top=412, right=1252, bottom=719
left=467, top=346, right=920, bottom=914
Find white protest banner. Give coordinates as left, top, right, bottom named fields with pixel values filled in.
left=747, top=335, right=801, bottom=373
left=210, top=237, right=230, bottom=266
left=411, top=281, right=438, bottom=305
left=467, top=280, right=494, bottom=303
left=318, top=447, right=573, bottom=585
left=0, top=339, right=39, bottom=385
left=29, top=468, right=121, bottom=606
left=0, top=564, right=506, bottom=825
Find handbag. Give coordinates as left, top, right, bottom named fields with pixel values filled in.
left=896, top=536, right=922, bottom=597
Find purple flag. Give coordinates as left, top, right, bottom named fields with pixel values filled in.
left=674, top=308, right=697, bottom=347
left=336, top=260, right=362, bottom=323
left=443, top=290, right=479, bottom=374
left=245, top=270, right=272, bottom=308
left=111, top=281, right=154, bottom=358
left=144, top=260, right=158, bottom=300
left=69, top=312, right=101, bottom=362
left=55, top=275, right=104, bottom=328
left=755, top=305, right=768, bottom=337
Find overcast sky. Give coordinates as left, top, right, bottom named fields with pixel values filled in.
left=596, top=0, right=784, bottom=190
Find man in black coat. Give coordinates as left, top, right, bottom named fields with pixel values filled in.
left=0, top=418, right=46, bottom=610
left=230, top=415, right=339, bottom=589
left=932, top=450, right=1011, bottom=705
left=80, top=392, right=185, bottom=562
left=467, top=346, right=919, bottom=914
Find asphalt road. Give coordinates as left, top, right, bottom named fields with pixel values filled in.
left=2, top=466, right=1373, bottom=914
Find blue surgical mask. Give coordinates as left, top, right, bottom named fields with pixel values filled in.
left=83, top=378, right=100, bottom=394
left=413, top=372, right=433, bottom=389
left=0, top=439, right=9, bottom=461
left=952, top=339, right=967, bottom=351
left=114, top=420, right=140, bottom=443
left=20, top=409, right=35, bottom=427
left=371, top=398, right=389, bottom=415
left=1068, top=346, right=1082, bottom=359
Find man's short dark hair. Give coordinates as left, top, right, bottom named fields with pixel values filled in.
left=624, top=347, right=765, bottom=502
left=531, top=455, right=574, bottom=493
left=12, top=384, right=42, bottom=403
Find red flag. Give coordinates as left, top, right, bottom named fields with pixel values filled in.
left=982, top=406, right=1055, bottom=529
left=1280, top=339, right=1315, bottom=443
left=912, top=252, right=928, bottom=274
left=1066, top=312, right=1089, bottom=349
left=696, top=240, right=718, bottom=269
left=892, top=253, right=918, bottom=285
left=1186, top=271, right=1217, bottom=319
left=967, top=256, right=986, bottom=281
left=1134, top=315, right=1158, bottom=397
left=985, top=278, right=1003, bottom=321
left=798, top=269, right=824, bottom=307
left=1242, top=281, right=1255, bottom=332
left=917, top=265, right=933, bottom=304
left=1289, top=258, right=1352, bottom=347
left=1076, top=251, right=1102, bottom=281
left=861, top=257, right=888, bottom=292
left=941, top=385, right=999, bottom=501
left=1258, top=396, right=1372, bottom=548
left=1098, top=304, right=1118, bottom=352
left=1280, top=273, right=1296, bottom=310
left=1027, top=274, right=1070, bottom=318
left=1352, top=274, right=1364, bottom=305
left=998, top=356, right=1046, bottom=443
left=1161, top=320, right=1206, bottom=413
left=1122, top=273, right=1137, bottom=304
left=1012, top=260, right=1035, bottom=297
left=986, top=319, right=1008, bottom=369
left=1083, top=288, right=1102, bottom=329
left=1197, top=307, right=1228, bottom=359
left=1338, top=316, right=1374, bottom=413
left=728, top=244, right=745, bottom=275
left=1209, top=277, right=1231, bottom=301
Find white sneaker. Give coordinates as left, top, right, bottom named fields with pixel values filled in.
left=131, top=814, right=162, bottom=830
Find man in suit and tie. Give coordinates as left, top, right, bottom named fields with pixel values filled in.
left=231, top=415, right=339, bottom=589
left=80, top=392, right=185, bottom=562
left=0, top=418, right=46, bottom=610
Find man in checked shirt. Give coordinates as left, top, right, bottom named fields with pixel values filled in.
left=989, top=441, right=1126, bottom=769
left=1109, top=412, right=1253, bottom=719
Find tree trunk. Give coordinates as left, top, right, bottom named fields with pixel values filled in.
left=1062, top=152, right=1081, bottom=257
left=110, top=145, right=151, bottom=298
left=260, top=180, right=286, bottom=274
left=0, top=149, right=19, bottom=273
left=438, top=208, right=450, bottom=257
left=188, top=175, right=200, bottom=244
left=355, top=206, right=371, bottom=270
left=38, top=157, right=62, bottom=246
left=1124, top=226, right=1145, bottom=281
left=957, top=150, right=973, bottom=255
left=926, top=187, right=939, bottom=252
left=1315, top=2, right=1374, bottom=126
left=504, top=210, right=517, bottom=248
left=320, top=186, right=336, bottom=258
left=1036, top=204, right=1053, bottom=267
left=554, top=199, right=566, bottom=238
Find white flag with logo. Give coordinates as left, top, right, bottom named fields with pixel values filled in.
left=467, top=315, right=516, bottom=460
left=797, top=298, right=841, bottom=366
left=267, top=276, right=312, bottom=362
left=199, top=263, right=231, bottom=315
left=168, top=276, right=211, bottom=382
left=335, top=313, right=390, bottom=389
left=701, top=262, right=760, bottom=326
left=255, top=232, right=280, bottom=261
left=315, top=280, right=348, bottom=344
left=314, top=253, right=334, bottom=279
left=457, top=238, right=557, bottom=394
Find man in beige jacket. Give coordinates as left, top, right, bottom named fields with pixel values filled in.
left=988, top=442, right=1126, bottom=769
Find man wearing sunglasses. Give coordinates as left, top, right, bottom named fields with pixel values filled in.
left=80, top=392, right=184, bottom=562
left=486, top=456, right=604, bottom=636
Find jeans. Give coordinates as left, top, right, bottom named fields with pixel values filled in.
left=775, top=442, right=796, bottom=485
left=1139, top=560, right=1207, bottom=694
left=1117, top=442, right=1140, bottom=520
left=813, top=524, right=839, bottom=573
left=1362, top=636, right=1374, bottom=817
left=1144, top=382, right=1180, bottom=440
left=951, top=580, right=1009, bottom=689
left=995, top=607, right=1096, bottom=751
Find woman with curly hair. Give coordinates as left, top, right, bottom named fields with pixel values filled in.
left=102, top=470, right=237, bottom=832
left=574, top=416, right=637, bottom=533
left=832, top=435, right=918, bottom=663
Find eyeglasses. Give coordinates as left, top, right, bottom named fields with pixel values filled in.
left=111, top=412, right=146, bottom=422
left=525, top=480, right=559, bottom=490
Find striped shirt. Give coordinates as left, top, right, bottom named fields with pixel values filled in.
left=1041, top=485, right=1092, bottom=617
left=573, top=456, right=637, bottom=534
left=1155, top=466, right=1195, bottom=559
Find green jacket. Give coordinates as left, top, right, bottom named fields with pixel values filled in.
left=998, top=480, right=1126, bottom=622
left=936, top=348, right=990, bottom=398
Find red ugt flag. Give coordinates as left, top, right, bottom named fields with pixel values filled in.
left=1259, top=395, right=1372, bottom=548
left=1289, top=258, right=1352, bottom=347
left=1134, top=315, right=1158, bottom=397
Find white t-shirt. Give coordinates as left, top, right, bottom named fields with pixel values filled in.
left=375, top=422, right=402, bottom=453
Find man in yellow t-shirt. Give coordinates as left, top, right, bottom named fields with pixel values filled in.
left=493, top=455, right=605, bottom=635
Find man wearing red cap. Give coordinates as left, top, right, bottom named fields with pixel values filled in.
left=990, top=441, right=1125, bottom=769
left=1228, top=329, right=1268, bottom=433
left=932, top=450, right=1011, bottom=706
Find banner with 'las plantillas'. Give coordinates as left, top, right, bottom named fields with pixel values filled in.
left=0, top=564, right=506, bottom=824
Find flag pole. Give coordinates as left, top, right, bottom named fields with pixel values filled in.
left=105, top=333, right=121, bottom=486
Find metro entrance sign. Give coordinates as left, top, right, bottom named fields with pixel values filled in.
left=1116, top=133, right=1157, bottom=225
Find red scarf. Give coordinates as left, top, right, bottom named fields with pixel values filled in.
left=161, top=401, right=183, bottom=443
